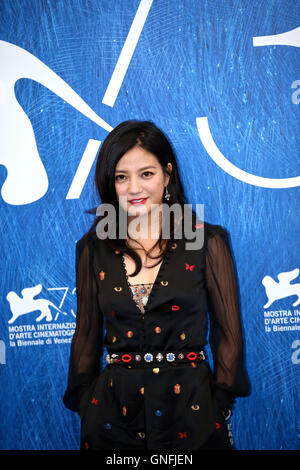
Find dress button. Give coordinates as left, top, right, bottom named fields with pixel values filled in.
left=153, top=367, right=160, bottom=374
left=155, top=410, right=162, bottom=416
left=127, top=330, right=133, bottom=338
left=166, top=352, right=175, bottom=362
left=144, top=353, right=153, bottom=362
left=156, top=353, right=163, bottom=362
left=154, top=326, right=161, bottom=334
left=180, top=332, right=186, bottom=340
left=105, top=423, right=111, bottom=430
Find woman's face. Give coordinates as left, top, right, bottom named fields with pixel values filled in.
left=114, top=145, right=172, bottom=219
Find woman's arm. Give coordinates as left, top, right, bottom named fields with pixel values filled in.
left=205, top=225, right=250, bottom=416
left=63, top=235, right=104, bottom=413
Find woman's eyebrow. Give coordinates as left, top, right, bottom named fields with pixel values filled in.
left=115, top=165, right=157, bottom=173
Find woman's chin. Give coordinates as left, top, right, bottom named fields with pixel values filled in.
left=127, top=204, right=149, bottom=218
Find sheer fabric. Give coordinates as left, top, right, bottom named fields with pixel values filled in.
left=205, top=227, right=249, bottom=410
left=63, top=236, right=103, bottom=412
left=63, top=224, right=249, bottom=415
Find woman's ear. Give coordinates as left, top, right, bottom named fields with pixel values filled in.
left=165, top=162, right=172, bottom=184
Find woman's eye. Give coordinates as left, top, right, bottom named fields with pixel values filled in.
left=115, top=172, right=153, bottom=181
left=115, top=175, right=125, bottom=181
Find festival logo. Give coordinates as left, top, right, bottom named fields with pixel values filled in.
left=262, top=268, right=300, bottom=333
left=7, top=284, right=63, bottom=324
left=6, top=283, right=76, bottom=347
left=262, top=268, right=300, bottom=309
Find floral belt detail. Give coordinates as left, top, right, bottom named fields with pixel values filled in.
left=105, top=350, right=206, bottom=365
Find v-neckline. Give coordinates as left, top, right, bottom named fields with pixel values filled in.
left=120, top=246, right=170, bottom=316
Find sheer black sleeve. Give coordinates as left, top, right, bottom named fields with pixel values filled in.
left=205, top=225, right=250, bottom=413
left=63, top=235, right=103, bottom=413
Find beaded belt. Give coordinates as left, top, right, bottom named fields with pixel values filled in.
left=105, top=350, right=206, bottom=366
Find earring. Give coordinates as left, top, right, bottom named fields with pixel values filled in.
left=164, top=185, right=170, bottom=201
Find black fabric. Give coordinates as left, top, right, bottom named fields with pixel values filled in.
left=205, top=224, right=249, bottom=415
left=62, top=235, right=103, bottom=412
left=63, top=218, right=249, bottom=450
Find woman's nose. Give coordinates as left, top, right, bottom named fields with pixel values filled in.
left=128, top=177, right=142, bottom=194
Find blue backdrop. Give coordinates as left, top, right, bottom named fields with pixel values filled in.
left=0, top=0, right=299, bottom=451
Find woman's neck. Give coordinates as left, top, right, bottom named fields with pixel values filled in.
left=127, top=205, right=162, bottom=242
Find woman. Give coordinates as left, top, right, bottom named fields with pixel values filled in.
left=63, top=120, right=249, bottom=450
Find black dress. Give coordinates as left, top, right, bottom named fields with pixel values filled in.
left=63, top=217, right=249, bottom=450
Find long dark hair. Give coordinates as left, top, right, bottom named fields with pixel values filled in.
left=85, top=120, right=188, bottom=277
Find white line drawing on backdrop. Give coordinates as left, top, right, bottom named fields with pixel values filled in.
left=102, top=0, right=153, bottom=107
left=196, top=117, right=300, bottom=188
left=197, top=26, right=300, bottom=189
left=0, top=41, right=112, bottom=206
left=0, top=0, right=153, bottom=205
left=253, top=26, right=300, bottom=48
left=66, top=139, right=102, bottom=200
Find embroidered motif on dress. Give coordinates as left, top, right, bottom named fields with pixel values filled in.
left=129, top=282, right=153, bottom=314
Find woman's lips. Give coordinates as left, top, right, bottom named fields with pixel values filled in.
left=129, top=198, right=148, bottom=205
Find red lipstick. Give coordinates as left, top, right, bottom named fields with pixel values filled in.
left=129, top=198, right=148, bottom=205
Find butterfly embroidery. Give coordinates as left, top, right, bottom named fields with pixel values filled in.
left=185, top=263, right=195, bottom=271
left=178, top=431, right=187, bottom=439
left=91, top=396, right=99, bottom=405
